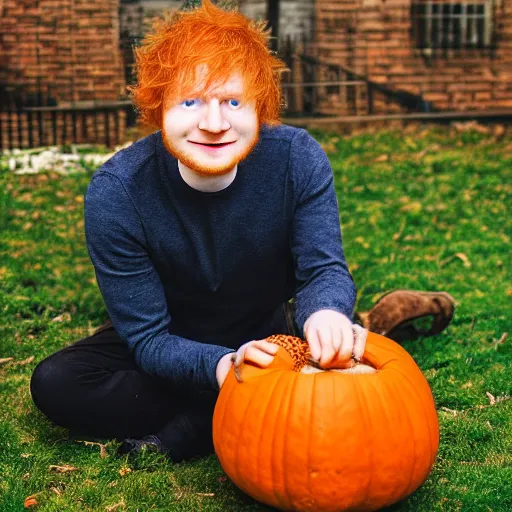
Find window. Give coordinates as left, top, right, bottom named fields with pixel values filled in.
left=411, top=1, right=495, bottom=50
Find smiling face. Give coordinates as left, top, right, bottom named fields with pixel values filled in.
left=162, top=73, right=259, bottom=176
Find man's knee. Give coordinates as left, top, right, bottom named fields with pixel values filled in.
left=30, top=354, right=75, bottom=419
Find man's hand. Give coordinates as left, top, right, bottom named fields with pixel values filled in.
left=216, top=340, right=279, bottom=388
left=304, top=309, right=367, bottom=369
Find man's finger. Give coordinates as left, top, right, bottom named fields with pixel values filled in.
left=305, top=328, right=321, bottom=361
left=352, top=324, right=368, bottom=362
left=233, top=346, right=246, bottom=369
left=318, top=325, right=335, bottom=366
left=337, top=320, right=354, bottom=362
left=253, top=339, right=279, bottom=355
left=244, top=345, right=276, bottom=368
left=331, top=323, right=343, bottom=355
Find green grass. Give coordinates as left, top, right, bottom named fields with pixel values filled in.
left=1, top=125, right=511, bottom=511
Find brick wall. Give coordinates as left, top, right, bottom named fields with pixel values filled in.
left=314, top=0, right=512, bottom=115
left=0, top=0, right=126, bottom=148
left=0, top=0, right=124, bottom=105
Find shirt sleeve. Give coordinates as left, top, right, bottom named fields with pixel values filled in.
left=289, top=129, right=357, bottom=332
left=84, top=171, right=234, bottom=392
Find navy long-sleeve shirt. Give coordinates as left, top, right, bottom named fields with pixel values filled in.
left=84, top=124, right=356, bottom=391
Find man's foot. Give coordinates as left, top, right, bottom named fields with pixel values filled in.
left=356, top=290, right=455, bottom=342
left=115, top=405, right=216, bottom=462
left=117, top=434, right=163, bottom=456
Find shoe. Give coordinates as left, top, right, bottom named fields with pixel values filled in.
left=117, top=434, right=163, bottom=456
left=356, top=290, right=455, bottom=342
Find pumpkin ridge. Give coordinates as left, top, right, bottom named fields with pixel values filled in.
left=234, top=370, right=266, bottom=492
left=307, top=371, right=320, bottom=507
left=366, top=370, right=411, bottom=507
left=364, top=368, right=381, bottom=510
left=393, top=377, right=420, bottom=499
left=214, top=365, right=239, bottom=464
left=282, top=367, right=300, bottom=508
left=260, top=370, right=290, bottom=508
left=254, top=371, right=275, bottom=502
left=384, top=365, right=438, bottom=491
left=382, top=373, right=417, bottom=502
left=270, top=369, right=297, bottom=509
left=351, top=370, right=374, bottom=509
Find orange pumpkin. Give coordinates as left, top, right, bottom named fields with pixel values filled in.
left=213, top=332, right=439, bottom=512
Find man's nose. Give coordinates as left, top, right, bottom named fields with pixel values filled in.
left=198, top=99, right=230, bottom=133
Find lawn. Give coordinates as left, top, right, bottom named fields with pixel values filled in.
left=0, top=123, right=511, bottom=511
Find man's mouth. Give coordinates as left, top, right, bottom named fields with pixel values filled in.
left=189, top=141, right=236, bottom=148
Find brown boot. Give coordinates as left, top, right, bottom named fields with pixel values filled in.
left=356, top=290, right=455, bottom=343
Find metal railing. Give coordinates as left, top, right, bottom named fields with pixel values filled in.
left=0, top=83, right=136, bottom=150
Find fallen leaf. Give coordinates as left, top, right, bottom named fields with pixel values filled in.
left=24, top=494, right=41, bottom=509
left=22, top=472, right=30, bottom=480
left=51, top=313, right=71, bottom=323
left=119, top=467, right=132, bottom=477
left=493, top=124, right=506, bottom=138
left=399, top=201, right=422, bottom=213
left=404, top=137, right=417, bottom=150
left=78, top=440, right=108, bottom=458
left=105, top=497, right=126, bottom=511
left=374, top=154, right=389, bottom=162
left=49, top=464, right=79, bottom=473
left=196, top=493, right=215, bottom=497
left=13, top=356, right=35, bottom=367
left=455, top=252, right=471, bottom=268
left=486, top=392, right=496, bottom=405
left=492, top=332, right=508, bottom=350
left=453, top=121, right=489, bottom=134
left=50, top=486, right=62, bottom=496
left=21, top=453, right=33, bottom=458
left=392, top=219, right=406, bottom=241
left=0, top=357, right=14, bottom=365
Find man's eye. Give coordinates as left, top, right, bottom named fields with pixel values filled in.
left=181, top=99, right=200, bottom=108
left=228, top=99, right=240, bottom=108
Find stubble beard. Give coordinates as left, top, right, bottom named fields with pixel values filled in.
left=162, top=128, right=260, bottom=177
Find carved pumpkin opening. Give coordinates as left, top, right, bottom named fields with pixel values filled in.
left=300, top=362, right=377, bottom=375
left=267, top=334, right=378, bottom=374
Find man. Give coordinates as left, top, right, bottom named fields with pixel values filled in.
left=30, top=0, right=453, bottom=461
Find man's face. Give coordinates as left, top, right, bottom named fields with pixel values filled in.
left=162, top=73, right=259, bottom=176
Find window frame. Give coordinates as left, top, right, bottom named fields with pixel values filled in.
left=411, top=0, right=496, bottom=51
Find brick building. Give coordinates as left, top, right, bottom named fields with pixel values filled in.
left=1, top=0, right=124, bottom=104
left=2, top=0, right=511, bottom=149
left=313, top=0, right=512, bottom=115
left=0, top=0, right=126, bottom=148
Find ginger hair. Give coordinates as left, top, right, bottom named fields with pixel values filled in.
left=129, top=0, right=287, bottom=129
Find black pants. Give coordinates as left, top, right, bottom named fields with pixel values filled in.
left=30, top=324, right=218, bottom=461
